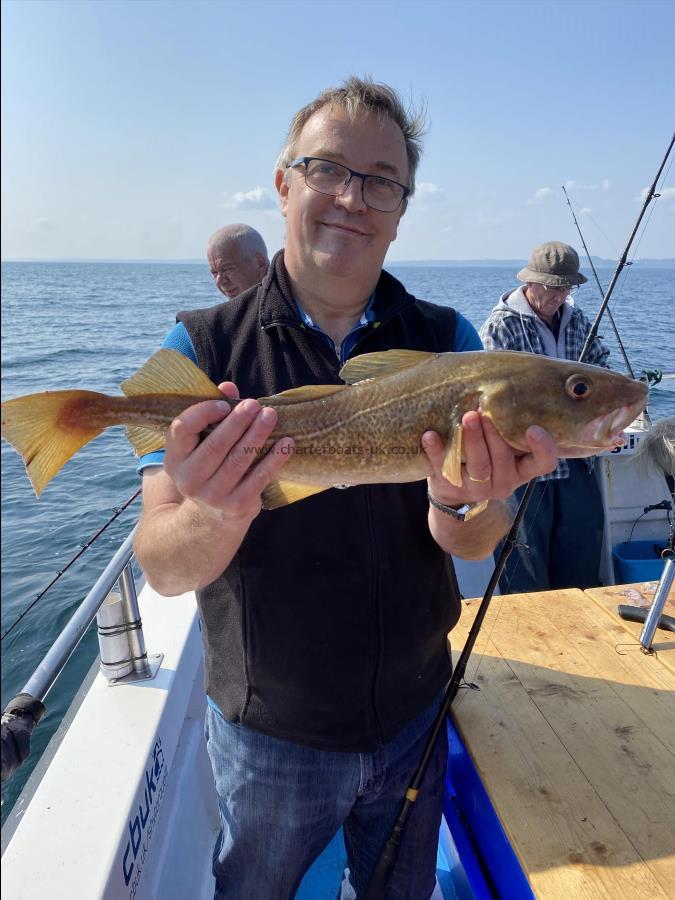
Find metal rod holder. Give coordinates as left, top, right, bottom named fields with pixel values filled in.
left=639, top=552, right=675, bottom=652
left=119, top=561, right=150, bottom=677
left=22, top=530, right=136, bottom=703
left=97, top=592, right=135, bottom=681
left=98, top=560, right=163, bottom=686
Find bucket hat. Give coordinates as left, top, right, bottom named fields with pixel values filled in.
left=517, top=241, right=588, bottom=286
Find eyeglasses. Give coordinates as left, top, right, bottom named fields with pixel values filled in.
left=543, top=284, right=579, bottom=295
left=287, top=157, right=410, bottom=213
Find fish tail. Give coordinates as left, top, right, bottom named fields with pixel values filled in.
left=1, top=389, right=109, bottom=496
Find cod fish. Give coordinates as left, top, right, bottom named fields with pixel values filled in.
left=1, top=347, right=647, bottom=509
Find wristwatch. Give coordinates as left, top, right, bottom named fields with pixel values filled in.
left=427, top=492, right=489, bottom=522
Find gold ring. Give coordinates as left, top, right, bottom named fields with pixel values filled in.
left=468, top=473, right=491, bottom=484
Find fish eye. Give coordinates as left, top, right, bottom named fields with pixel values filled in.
left=566, top=375, right=592, bottom=400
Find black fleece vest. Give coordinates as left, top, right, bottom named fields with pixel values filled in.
left=178, top=252, right=460, bottom=752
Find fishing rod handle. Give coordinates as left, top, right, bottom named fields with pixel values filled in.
left=364, top=810, right=410, bottom=900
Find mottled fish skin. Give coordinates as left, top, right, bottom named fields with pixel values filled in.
left=262, top=350, right=648, bottom=486
left=266, top=358, right=455, bottom=484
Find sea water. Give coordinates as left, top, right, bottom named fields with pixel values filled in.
left=1, top=261, right=673, bottom=823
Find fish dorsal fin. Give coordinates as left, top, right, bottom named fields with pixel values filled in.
left=126, top=425, right=167, bottom=457
left=339, top=350, right=435, bottom=385
left=262, top=479, right=329, bottom=509
left=258, top=384, right=348, bottom=406
left=121, top=349, right=221, bottom=398
left=442, top=422, right=464, bottom=486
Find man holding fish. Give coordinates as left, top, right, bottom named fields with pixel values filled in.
left=134, top=77, right=561, bottom=899
left=1, top=77, right=647, bottom=899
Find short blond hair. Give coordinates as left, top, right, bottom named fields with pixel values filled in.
left=275, top=76, right=426, bottom=197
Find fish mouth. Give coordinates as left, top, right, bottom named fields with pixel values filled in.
left=557, top=397, right=647, bottom=457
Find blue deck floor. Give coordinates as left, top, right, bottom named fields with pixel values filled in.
left=295, top=824, right=470, bottom=899
left=294, top=717, right=534, bottom=899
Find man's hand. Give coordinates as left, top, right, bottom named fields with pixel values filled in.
left=134, top=382, right=294, bottom=595
left=163, top=381, right=294, bottom=522
left=421, top=411, right=558, bottom=560
left=422, top=410, right=557, bottom=506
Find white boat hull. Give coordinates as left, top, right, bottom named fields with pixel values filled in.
left=2, top=587, right=220, bottom=900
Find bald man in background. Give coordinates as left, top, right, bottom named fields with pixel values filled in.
left=207, top=224, right=270, bottom=299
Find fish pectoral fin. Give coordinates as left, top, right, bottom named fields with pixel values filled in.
left=339, top=350, right=435, bottom=385
left=258, top=385, right=347, bottom=406
left=261, top=479, right=329, bottom=509
left=126, top=426, right=166, bottom=457
left=121, top=349, right=221, bottom=398
left=441, top=423, right=463, bottom=486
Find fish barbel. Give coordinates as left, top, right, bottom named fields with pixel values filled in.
left=0, top=347, right=647, bottom=508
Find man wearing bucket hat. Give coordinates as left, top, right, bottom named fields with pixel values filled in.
left=480, top=240, right=611, bottom=593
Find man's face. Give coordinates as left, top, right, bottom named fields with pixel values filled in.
left=524, top=282, right=569, bottom=325
left=276, top=105, right=409, bottom=282
left=208, top=246, right=264, bottom=299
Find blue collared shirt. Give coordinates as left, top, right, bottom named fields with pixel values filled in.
left=294, top=291, right=378, bottom=365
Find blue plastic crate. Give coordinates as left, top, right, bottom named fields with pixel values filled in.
left=612, top=540, right=666, bottom=583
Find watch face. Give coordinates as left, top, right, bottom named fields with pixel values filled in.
left=426, top=493, right=489, bottom=521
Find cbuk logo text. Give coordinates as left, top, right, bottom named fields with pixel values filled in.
left=122, top=737, right=169, bottom=893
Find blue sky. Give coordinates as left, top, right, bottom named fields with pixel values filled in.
left=2, top=0, right=673, bottom=261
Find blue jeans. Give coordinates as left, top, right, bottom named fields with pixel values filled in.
left=204, top=695, right=448, bottom=899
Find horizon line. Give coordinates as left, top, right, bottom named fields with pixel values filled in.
left=3, top=256, right=675, bottom=264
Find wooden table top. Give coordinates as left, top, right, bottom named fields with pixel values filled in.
left=584, top=581, right=674, bottom=672
left=451, top=585, right=675, bottom=899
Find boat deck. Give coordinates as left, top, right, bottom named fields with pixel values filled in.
left=451, top=582, right=675, bottom=899
left=3, top=580, right=673, bottom=898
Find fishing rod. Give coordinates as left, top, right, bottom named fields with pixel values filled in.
left=365, top=134, right=674, bottom=899
left=579, top=132, right=674, bottom=362
left=364, top=481, right=537, bottom=896
left=1, top=487, right=142, bottom=643
left=364, top=482, right=537, bottom=899
left=561, top=185, right=635, bottom=378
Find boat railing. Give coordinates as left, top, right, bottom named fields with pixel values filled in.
left=1, top=525, right=161, bottom=782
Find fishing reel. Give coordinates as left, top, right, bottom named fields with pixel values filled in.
left=639, top=369, right=663, bottom=386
